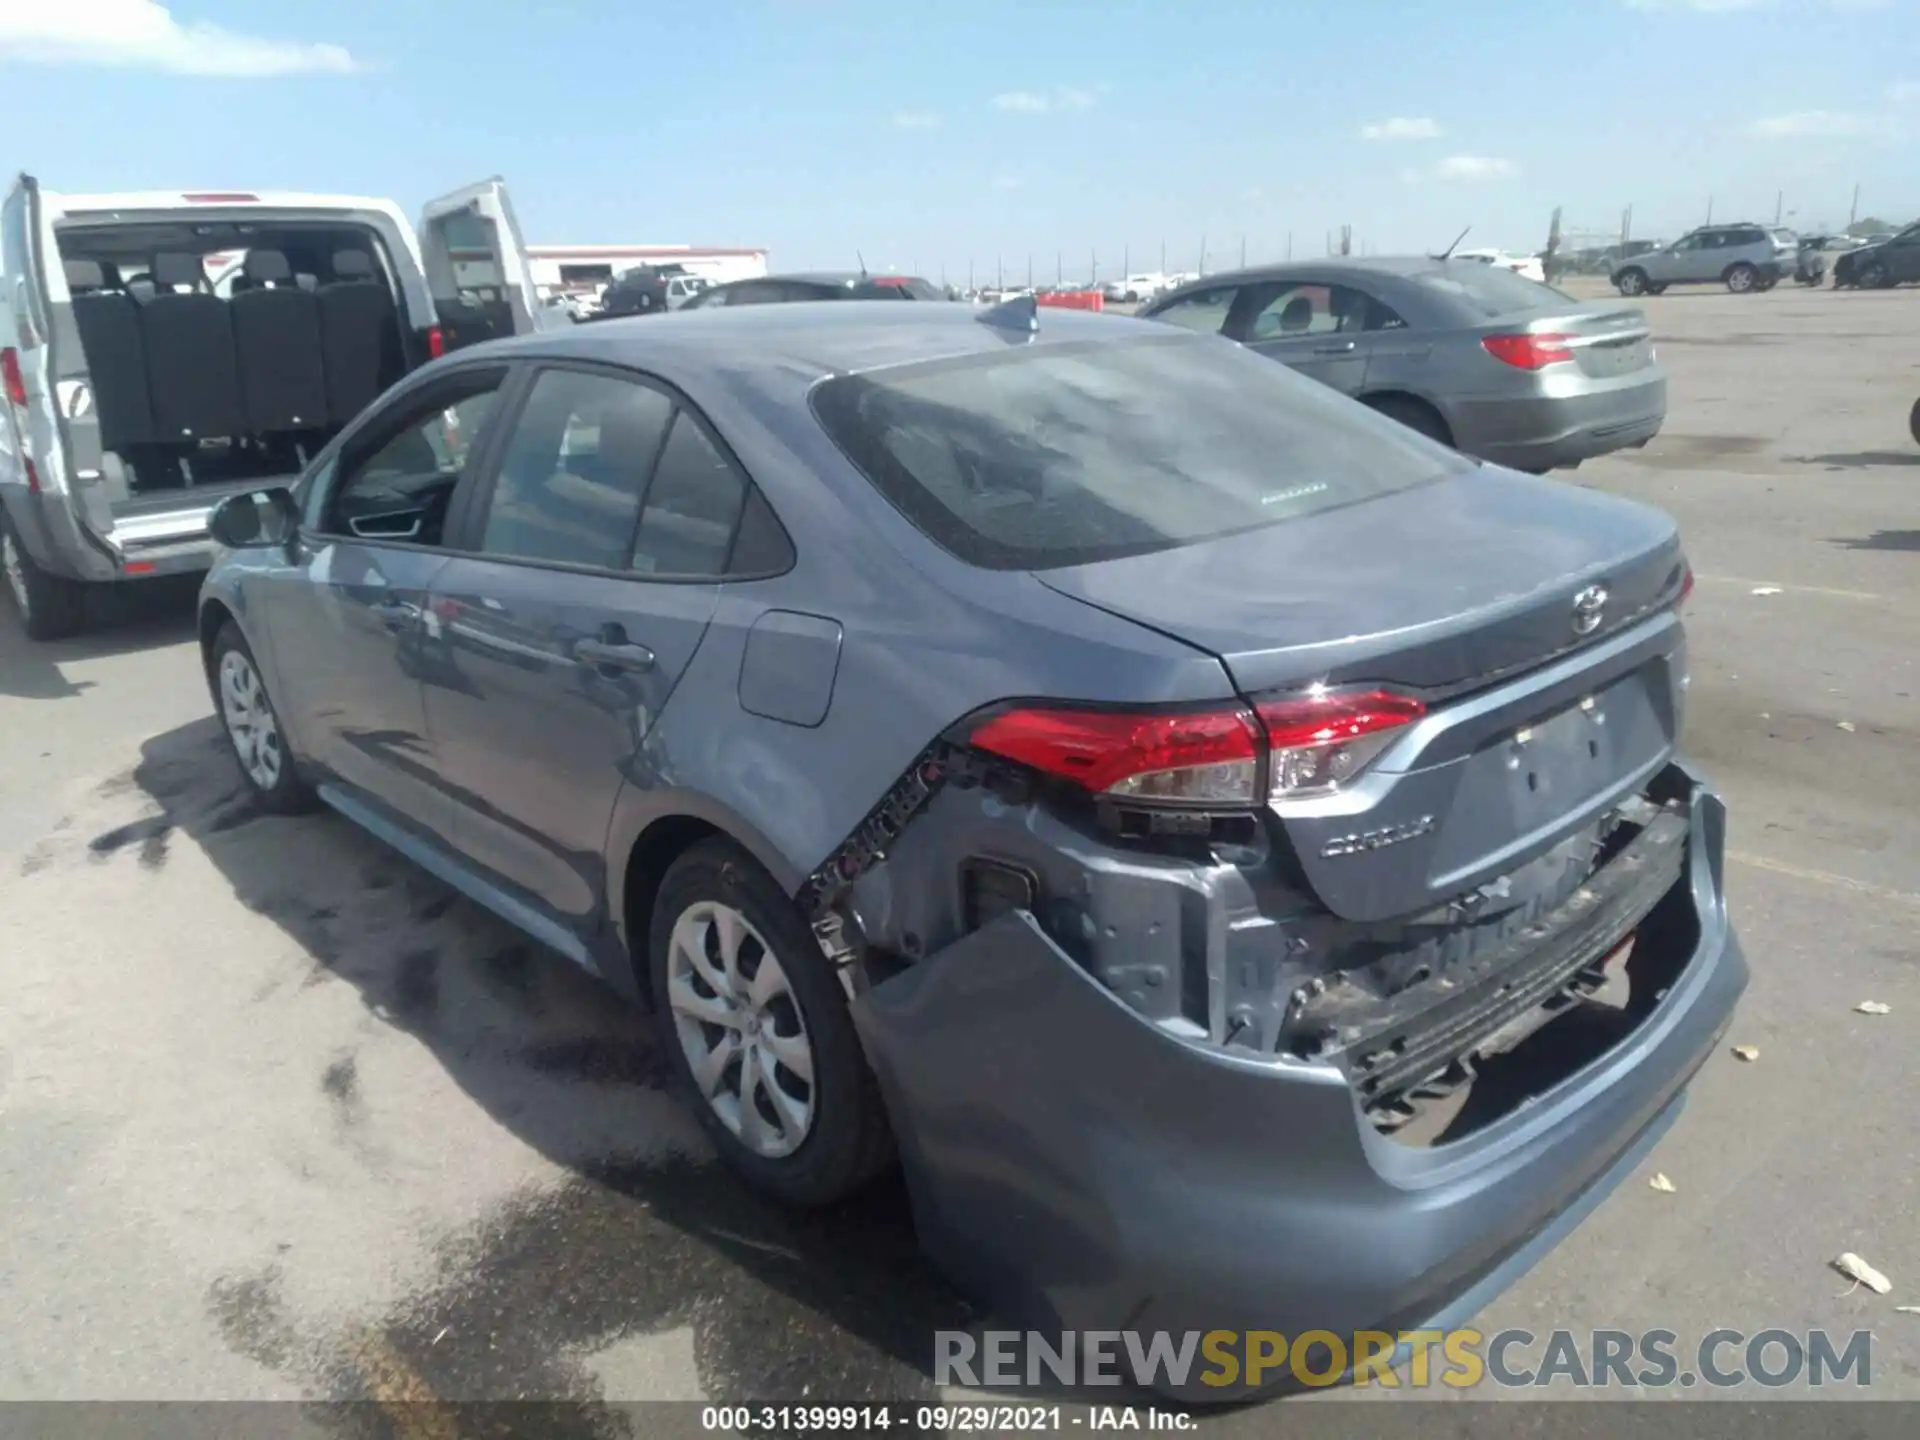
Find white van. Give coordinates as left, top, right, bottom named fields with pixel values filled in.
left=1, top=174, right=543, bottom=639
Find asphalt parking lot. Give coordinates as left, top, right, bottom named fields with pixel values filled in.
left=1, top=282, right=1915, bottom=1424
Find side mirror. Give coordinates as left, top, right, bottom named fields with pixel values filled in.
left=209, top=487, right=299, bottom=550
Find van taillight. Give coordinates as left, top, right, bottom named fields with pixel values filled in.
left=1, top=347, right=38, bottom=491
left=427, top=326, right=447, bottom=359
left=1, top=348, right=26, bottom=408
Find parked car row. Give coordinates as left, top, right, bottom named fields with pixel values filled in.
left=1609, top=220, right=1920, bottom=295
left=190, top=290, right=1739, bottom=1403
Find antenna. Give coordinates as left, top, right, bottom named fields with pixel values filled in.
left=1434, top=225, right=1472, bottom=261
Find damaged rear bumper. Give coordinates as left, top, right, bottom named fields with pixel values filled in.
left=849, top=758, right=1745, bottom=1403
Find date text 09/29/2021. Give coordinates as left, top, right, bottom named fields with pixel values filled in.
left=699, top=1406, right=1188, bottom=1433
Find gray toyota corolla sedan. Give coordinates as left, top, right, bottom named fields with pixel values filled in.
left=1139, top=258, right=1667, bottom=474
left=198, top=298, right=1743, bottom=1400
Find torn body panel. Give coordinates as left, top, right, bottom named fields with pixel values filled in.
left=846, top=757, right=1743, bottom=1402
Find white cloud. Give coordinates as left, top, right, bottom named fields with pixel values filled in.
left=889, top=110, right=940, bottom=129
left=0, top=1, right=360, bottom=76
left=1749, top=109, right=1872, bottom=137
left=1360, top=116, right=1442, bottom=141
left=1437, top=155, right=1517, bottom=180
left=992, top=85, right=1098, bottom=114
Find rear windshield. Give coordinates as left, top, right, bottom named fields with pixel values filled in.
left=1414, top=263, right=1572, bottom=317
left=809, top=333, right=1469, bottom=570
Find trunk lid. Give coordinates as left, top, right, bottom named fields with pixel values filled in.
left=1035, top=469, right=1690, bottom=922
left=1526, top=304, right=1655, bottom=380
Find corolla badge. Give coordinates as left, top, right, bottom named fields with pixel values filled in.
left=1571, top=584, right=1609, bottom=637
left=1320, top=814, right=1437, bottom=858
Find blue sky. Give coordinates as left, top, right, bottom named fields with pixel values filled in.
left=3, top=0, right=1916, bottom=277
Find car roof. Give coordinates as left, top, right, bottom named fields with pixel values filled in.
left=463, top=300, right=1149, bottom=388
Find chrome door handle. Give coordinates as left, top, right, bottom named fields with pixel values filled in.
left=573, top=638, right=655, bottom=673
left=1313, top=340, right=1357, bottom=355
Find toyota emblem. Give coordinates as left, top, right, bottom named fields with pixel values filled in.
left=1571, top=585, right=1609, bottom=637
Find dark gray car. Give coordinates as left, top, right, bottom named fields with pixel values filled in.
left=198, top=300, right=1743, bottom=1401
left=1140, top=257, right=1666, bottom=473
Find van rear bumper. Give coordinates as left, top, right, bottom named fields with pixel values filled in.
left=10, top=487, right=229, bottom=583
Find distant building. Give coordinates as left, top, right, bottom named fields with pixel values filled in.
left=526, top=244, right=769, bottom=296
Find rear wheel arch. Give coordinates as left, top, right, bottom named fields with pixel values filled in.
left=1360, top=390, right=1455, bottom=447
left=613, top=807, right=803, bottom=1000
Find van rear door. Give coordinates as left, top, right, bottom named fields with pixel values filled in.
left=418, top=178, right=543, bottom=353
left=2, top=174, right=115, bottom=556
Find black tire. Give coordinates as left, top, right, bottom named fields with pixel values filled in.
left=1365, top=393, right=1453, bottom=448
left=1614, top=268, right=1648, bottom=296
left=1646, top=282, right=1668, bottom=295
left=1724, top=262, right=1757, bottom=294
left=1910, top=396, right=1920, bottom=448
left=1755, top=277, right=1778, bottom=292
left=0, top=508, right=87, bottom=642
left=208, top=622, right=317, bottom=814
left=648, top=838, right=893, bottom=1207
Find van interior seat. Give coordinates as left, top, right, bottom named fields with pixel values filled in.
left=230, top=248, right=329, bottom=434
left=61, top=258, right=159, bottom=451
left=138, top=252, right=245, bottom=441
left=319, top=248, right=403, bottom=426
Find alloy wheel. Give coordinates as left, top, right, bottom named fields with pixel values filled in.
left=219, top=648, right=284, bottom=792
left=666, top=900, right=816, bottom=1158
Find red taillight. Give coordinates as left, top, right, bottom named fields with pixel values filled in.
left=1676, top=561, right=1695, bottom=608
left=123, top=561, right=156, bottom=575
left=1255, top=690, right=1427, bottom=799
left=966, top=688, right=1427, bottom=808
left=1, top=348, right=26, bottom=408
left=968, top=704, right=1264, bottom=805
left=1481, top=332, right=1574, bottom=370
left=427, top=326, right=447, bottom=359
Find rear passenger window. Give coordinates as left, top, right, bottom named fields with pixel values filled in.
left=479, top=369, right=673, bottom=571
left=632, top=412, right=748, bottom=576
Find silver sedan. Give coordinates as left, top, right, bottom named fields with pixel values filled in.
left=1140, top=257, right=1665, bottom=473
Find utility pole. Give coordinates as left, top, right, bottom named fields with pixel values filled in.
left=1198, top=234, right=1207, bottom=275
left=1240, top=235, right=1247, bottom=268
left=1705, top=195, right=1713, bottom=224
left=1621, top=205, right=1632, bottom=249
left=1774, top=191, right=1783, bottom=225
left=968, top=259, right=975, bottom=290
left=1090, top=248, right=1097, bottom=286
left=1286, top=230, right=1293, bottom=260
left=1849, top=183, right=1860, bottom=228
left=997, top=255, right=1003, bottom=289
left=1123, top=244, right=1130, bottom=276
